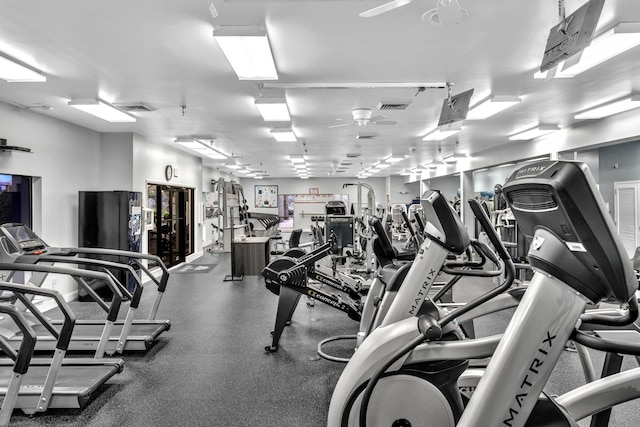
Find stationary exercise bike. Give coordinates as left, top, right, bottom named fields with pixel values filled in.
left=328, top=160, right=640, bottom=427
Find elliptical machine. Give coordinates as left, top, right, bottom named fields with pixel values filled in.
left=319, top=190, right=511, bottom=363
left=328, top=161, right=640, bottom=427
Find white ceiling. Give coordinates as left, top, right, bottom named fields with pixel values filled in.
left=1, top=0, right=639, bottom=178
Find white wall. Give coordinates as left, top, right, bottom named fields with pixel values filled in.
left=240, top=177, right=387, bottom=216
left=0, top=101, right=104, bottom=297
left=423, top=175, right=459, bottom=202
left=473, top=165, right=520, bottom=194
left=388, top=175, right=420, bottom=206
left=100, top=133, right=134, bottom=190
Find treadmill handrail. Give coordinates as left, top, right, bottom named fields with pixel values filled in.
left=0, top=304, right=36, bottom=427
left=41, top=255, right=144, bottom=307
left=0, top=263, right=123, bottom=323
left=0, top=282, right=75, bottom=352
left=0, top=304, right=37, bottom=374
left=55, top=247, right=170, bottom=292
left=15, top=254, right=139, bottom=302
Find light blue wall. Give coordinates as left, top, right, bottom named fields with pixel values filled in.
left=598, top=140, right=640, bottom=218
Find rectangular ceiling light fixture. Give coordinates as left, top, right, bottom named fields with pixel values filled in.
left=467, top=95, right=521, bottom=120
left=422, top=123, right=462, bottom=141
left=385, top=155, right=406, bottom=163
left=213, top=26, right=278, bottom=80
left=175, top=137, right=227, bottom=159
left=509, top=124, right=560, bottom=141
left=574, top=95, right=640, bottom=119
left=270, top=128, right=297, bottom=142
left=289, top=155, right=305, bottom=164
left=551, top=22, right=640, bottom=78
left=69, top=98, right=136, bottom=123
left=255, top=97, right=291, bottom=121
left=0, top=53, right=46, bottom=82
left=444, top=153, right=468, bottom=163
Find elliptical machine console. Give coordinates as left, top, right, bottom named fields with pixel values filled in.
left=502, top=160, right=636, bottom=303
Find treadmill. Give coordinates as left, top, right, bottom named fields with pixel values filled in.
left=0, top=223, right=171, bottom=355
left=0, top=303, right=36, bottom=426
left=0, top=281, right=123, bottom=416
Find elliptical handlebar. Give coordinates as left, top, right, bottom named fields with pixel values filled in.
left=443, top=242, right=486, bottom=269
left=401, top=210, right=416, bottom=239
left=442, top=239, right=504, bottom=278
left=579, top=295, right=639, bottom=328
left=572, top=297, right=640, bottom=354
left=437, top=199, right=515, bottom=327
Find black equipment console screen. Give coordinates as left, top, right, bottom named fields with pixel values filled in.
left=1, top=224, right=47, bottom=253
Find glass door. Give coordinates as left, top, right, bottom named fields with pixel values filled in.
left=147, top=184, right=193, bottom=267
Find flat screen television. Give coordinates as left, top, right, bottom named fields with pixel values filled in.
left=437, top=88, right=474, bottom=127
left=539, top=0, right=605, bottom=73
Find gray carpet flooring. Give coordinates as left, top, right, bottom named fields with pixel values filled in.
left=5, top=251, right=640, bottom=426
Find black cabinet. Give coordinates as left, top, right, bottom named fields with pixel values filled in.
left=78, top=191, right=142, bottom=299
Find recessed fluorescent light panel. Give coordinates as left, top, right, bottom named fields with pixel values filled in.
left=255, top=98, right=291, bottom=122
left=68, top=99, right=136, bottom=123
left=213, top=26, right=278, bottom=80
left=385, top=155, right=406, bottom=163
left=574, top=95, right=640, bottom=119
left=444, top=153, right=468, bottom=163
left=175, top=137, right=227, bottom=159
left=0, top=53, right=46, bottom=82
left=270, top=128, right=297, bottom=142
left=548, top=22, right=640, bottom=78
left=509, top=124, right=559, bottom=141
left=422, top=123, right=462, bottom=141
left=467, top=95, right=521, bottom=120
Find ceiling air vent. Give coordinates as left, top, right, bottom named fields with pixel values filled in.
left=356, top=133, right=378, bottom=140
left=114, top=102, right=156, bottom=112
left=377, top=101, right=411, bottom=111
left=346, top=153, right=361, bottom=158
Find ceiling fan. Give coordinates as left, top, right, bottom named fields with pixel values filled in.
left=360, top=0, right=468, bottom=25
left=329, top=108, right=397, bottom=128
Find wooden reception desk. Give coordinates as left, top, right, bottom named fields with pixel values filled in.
left=232, top=236, right=271, bottom=275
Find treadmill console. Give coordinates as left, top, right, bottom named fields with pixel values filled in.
left=0, top=223, right=48, bottom=254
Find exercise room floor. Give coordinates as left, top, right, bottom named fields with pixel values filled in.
left=6, top=250, right=640, bottom=426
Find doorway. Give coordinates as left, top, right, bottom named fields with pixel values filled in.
left=0, top=174, right=32, bottom=227
left=614, top=180, right=640, bottom=257
left=147, top=184, right=194, bottom=267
